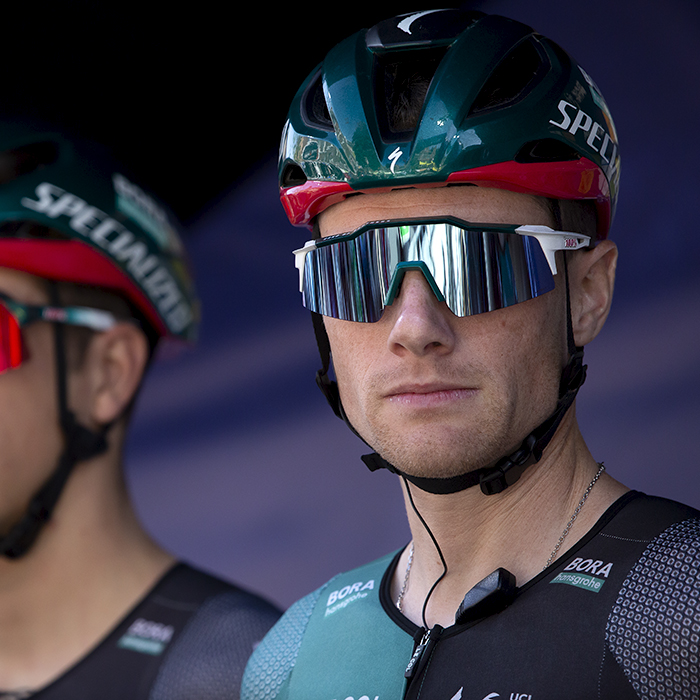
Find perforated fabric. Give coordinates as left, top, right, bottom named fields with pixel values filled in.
left=241, top=588, right=322, bottom=700
left=606, top=519, right=700, bottom=699
left=25, top=563, right=281, bottom=700
left=150, top=589, right=283, bottom=700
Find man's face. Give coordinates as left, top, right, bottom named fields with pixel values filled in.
left=318, top=186, right=570, bottom=479
left=0, top=267, right=64, bottom=534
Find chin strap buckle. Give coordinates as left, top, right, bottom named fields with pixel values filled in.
left=361, top=452, right=395, bottom=473
left=479, top=435, right=539, bottom=496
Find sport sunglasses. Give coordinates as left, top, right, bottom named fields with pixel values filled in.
left=293, top=217, right=590, bottom=323
left=0, top=292, right=117, bottom=375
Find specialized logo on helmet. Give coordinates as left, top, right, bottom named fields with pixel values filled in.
left=21, top=182, right=193, bottom=334
left=388, top=147, right=403, bottom=174
left=397, top=9, right=444, bottom=34
left=113, top=173, right=183, bottom=256
left=549, top=101, right=618, bottom=174
left=548, top=67, right=619, bottom=185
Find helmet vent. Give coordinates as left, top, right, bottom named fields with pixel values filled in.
left=374, top=47, right=447, bottom=142
left=516, top=139, right=581, bottom=163
left=281, top=162, right=308, bottom=188
left=0, top=141, right=59, bottom=185
left=469, top=38, right=547, bottom=116
left=301, top=69, right=333, bottom=131
left=542, top=37, right=572, bottom=75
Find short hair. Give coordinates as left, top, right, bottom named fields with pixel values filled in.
left=0, top=219, right=161, bottom=368
left=546, top=198, right=598, bottom=238
left=53, top=279, right=157, bottom=371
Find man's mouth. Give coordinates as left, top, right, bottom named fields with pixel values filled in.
left=385, top=382, right=478, bottom=408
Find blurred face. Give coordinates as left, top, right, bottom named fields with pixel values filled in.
left=318, top=186, right=570, bottom=479
left=0, top=268, right=64, bottom=533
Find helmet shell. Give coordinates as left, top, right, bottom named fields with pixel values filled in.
left=279, top=9, right=620, bottom=238
left=0, top=121, right=198, bottom=341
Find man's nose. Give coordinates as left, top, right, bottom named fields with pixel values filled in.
left=385, top=269, right=456, bottom=357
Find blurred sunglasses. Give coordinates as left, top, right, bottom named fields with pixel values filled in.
left=0, top=292, right=117, bottom=375
left=293, top=217, right=590, bottom=323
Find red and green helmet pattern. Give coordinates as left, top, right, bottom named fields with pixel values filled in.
left=0, top=121, right=198, bottom=342
left=279, top=9, right=620, bottom=239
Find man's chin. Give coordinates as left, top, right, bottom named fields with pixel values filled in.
left=374, top=442, right=493, bottom=481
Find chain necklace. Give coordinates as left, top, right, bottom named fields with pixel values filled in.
left=396, top=541, right=414, bottom=612
left=542, top=462, right=605, bottom=570
left=395, top=462, right=606, bottom=610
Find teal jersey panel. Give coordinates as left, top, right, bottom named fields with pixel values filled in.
left=287, top=551, right=413, bottom=700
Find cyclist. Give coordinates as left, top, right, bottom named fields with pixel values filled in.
left=0, top=121, right=280, bottom=698
left=243, top=9, right=700, bottom=699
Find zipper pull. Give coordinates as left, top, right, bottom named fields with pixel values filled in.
left=405, top=628, right=431, bottom=679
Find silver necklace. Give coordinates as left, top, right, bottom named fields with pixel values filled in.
left=396, top=462, right=606, bottom=610
left=396, top=541, right=414, bottom=611
left=543, top=462, right=605, bottom=570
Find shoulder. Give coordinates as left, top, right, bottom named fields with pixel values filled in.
left=605, top=495, right=700, bottom=698
left=608, top=493, right=700, bottom=598
left=148, top=563, right=282, bottom=700
left=606, top=491, right=700, bottom=534
left=241, top=550, right=401, bottom=700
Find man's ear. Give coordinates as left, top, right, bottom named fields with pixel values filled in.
left=72, top=323, right=150, bottom=428
left=570, top=240, right=618, bottom=347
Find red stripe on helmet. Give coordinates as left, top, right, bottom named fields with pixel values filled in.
left=0, top=239, right=169, bottom=336
left=447, top=159, right=611, bottom=238
left=281, top=157, right=611, bottom=238
left=281, top=181, right=355, bottom=228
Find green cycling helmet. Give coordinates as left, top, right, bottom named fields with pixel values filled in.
left=0, top=120, right=198, bottom=343
left=0, top=121, right=199, bottom=558
left=279, top=8, right=620, bottom=238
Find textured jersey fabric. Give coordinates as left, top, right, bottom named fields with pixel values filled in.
left=242, top=491, right=700, bottom=700
left=26, top=563, right=281, bottom=699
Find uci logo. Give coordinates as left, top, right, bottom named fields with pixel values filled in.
left=454, top=691, right=532, bottom=700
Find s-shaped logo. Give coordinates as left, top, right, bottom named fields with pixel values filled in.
left=397, top=9, right=444, bottom=34
left=388, top=147, right=403, bottom=174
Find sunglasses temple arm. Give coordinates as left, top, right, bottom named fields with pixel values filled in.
left=293, top=242, right=316, bottom=292
left=516, top=227, right=591, bottom=275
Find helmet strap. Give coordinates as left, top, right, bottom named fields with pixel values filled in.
left=0, top=282, right=111, bottom=558
left=311, top=252, right=586, bottom=496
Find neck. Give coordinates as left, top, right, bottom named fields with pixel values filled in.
left=0, top=444, right=174, bottom=691
left=393, top=413, right=628, bottom=628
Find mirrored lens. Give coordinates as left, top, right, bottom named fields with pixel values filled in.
left=300, top=222, right=554, bottom=322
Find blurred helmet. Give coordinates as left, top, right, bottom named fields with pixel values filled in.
left=0, top=120, right=198, bottom=343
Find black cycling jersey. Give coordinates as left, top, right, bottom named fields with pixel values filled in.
left=242, top=491, right=700, bottom=700
left=9, top=563, right=281, bottom=700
